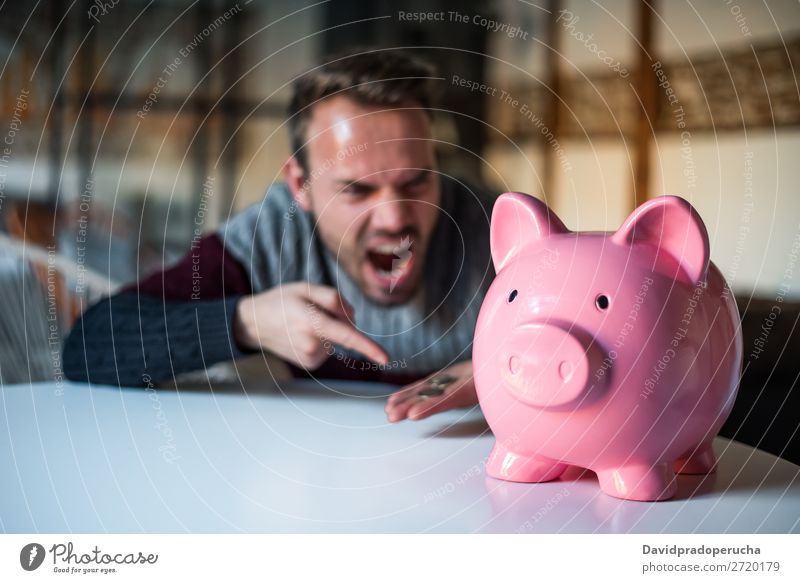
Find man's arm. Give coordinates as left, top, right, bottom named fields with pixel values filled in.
left=62, top=234, right=254, bottom=386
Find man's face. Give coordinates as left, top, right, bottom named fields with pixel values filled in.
left=291, top=96, right=441, bottom=305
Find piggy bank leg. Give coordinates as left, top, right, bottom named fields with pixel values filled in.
left=485, top=441, right=567, bottom=483
left=596, top=463, right=677, bottom=501
left=674, top=441, right=717, bottom=474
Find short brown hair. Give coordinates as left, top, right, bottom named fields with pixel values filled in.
left=287, top=48, right=439, bottom=171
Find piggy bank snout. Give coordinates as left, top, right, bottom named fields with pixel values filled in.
left=500, top=323, right=604, bottom=409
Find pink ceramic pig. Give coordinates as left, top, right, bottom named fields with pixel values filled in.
left=473, top=193, right=742, bottom=501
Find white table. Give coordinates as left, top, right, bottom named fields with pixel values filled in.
left=1, top=378, right=798, bottom=533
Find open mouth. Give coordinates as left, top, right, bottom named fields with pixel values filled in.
left=365, top=239, right=415, bottom=290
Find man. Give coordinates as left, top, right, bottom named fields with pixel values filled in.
left=63, top=49, right=495, bottom=423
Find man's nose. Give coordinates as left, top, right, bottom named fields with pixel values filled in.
left=371, top=189, right=414, bottom=232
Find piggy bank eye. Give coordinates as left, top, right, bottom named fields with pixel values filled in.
left=508, top=290, right=518, bottom=303
left=595, top=294, right=610, bottom=310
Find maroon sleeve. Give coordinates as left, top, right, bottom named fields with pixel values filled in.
left=125, top=233, right=252, bottom=300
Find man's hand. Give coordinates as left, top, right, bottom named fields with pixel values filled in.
left=235, top=282, right=389, bottom=370
left=385, top=360, right=478, bottom=422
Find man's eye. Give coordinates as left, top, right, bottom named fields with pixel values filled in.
left=343, top=186, right=371, bottom=197
left=403, top=177, right=430, bottom=194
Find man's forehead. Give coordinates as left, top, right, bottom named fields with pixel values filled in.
left=305, top=97, right=434, bottom=181
left=306, top=96, right=431, bottom=146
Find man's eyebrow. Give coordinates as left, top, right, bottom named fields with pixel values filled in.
left=334, top=168, right=434, bottom=190
left=399, top=168, right=433, bottom=187
left=335, top=178, right=377, bottom=190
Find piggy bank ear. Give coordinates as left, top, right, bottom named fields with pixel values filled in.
left=491, top=192, right=568, bottom=271
left=612, top=196, right=710, bottom=285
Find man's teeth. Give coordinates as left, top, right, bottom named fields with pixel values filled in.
left=375, top=257, right=411, bottom=278
left=373, top=243, right=407, bottom=254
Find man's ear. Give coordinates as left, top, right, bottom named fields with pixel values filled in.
left=284, top=155, right=311, bottom=211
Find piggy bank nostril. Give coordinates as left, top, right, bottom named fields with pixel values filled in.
left=558, top=360, right=574, bottom=382
left=509, top=356, right=521, bottom=374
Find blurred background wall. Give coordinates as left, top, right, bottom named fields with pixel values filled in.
left=1, top=0, right=798, bottom=460
left=2, top=0, right=797, bottom=292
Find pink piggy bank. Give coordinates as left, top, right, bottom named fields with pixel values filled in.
left=473, top=193, right=742, bottom=501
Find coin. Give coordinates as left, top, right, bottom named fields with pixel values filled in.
left=417, top=386, right=446, bottom=399
left=429, top=374, right=457, bottom=388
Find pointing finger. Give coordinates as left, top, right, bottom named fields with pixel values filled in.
left=317, top=314, right=389, bottom=364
